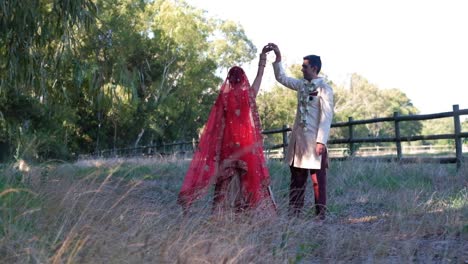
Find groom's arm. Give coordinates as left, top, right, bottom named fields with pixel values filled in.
left=272, top=62, right=302, bottom=91
left=270, top=43, right=301, bottom=90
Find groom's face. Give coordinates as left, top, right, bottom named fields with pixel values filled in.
left=302, top=60, right=316, bottom=81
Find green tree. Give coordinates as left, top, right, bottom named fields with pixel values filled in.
left=421, top=118, right=454, bottom=146
left=0, top=0, right=97, bottom=161
left=256, top=85, right=296, bottom=147
left=1, top=0, right=257, bottom=161
left=209, top=20, right=257, bottom=70
left=333, top=73, right=422, bottom=143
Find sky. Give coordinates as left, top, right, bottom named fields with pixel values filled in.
left=187, top=0, right=468, bottom=114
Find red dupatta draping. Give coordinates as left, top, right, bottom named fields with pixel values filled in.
left=178, top=66, right=275, bottom=212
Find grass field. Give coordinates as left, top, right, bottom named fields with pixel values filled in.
left=1, top=157, right=467, bottom=263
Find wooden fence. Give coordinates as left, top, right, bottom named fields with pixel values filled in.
left=93, top=105, right=468, bottom=170
left=331, top=104, right=467, bottom=170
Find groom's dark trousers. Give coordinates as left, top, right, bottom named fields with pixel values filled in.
left=289, top=150, right=328, bottom=218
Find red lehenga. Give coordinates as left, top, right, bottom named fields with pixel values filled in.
left=178, top=67, right=276, bottom=214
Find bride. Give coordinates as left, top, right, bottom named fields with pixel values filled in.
left=178, top=45, right=276, bottom=215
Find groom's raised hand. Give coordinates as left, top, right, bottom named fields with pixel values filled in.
left=267, top=43, right=281, bottom=62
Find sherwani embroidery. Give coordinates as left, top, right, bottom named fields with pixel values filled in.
left=273, top=62, right=334, bottom=169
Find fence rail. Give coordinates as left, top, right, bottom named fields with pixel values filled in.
left=91, top=105, right=467, bottom=170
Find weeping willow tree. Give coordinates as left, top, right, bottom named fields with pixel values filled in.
left=1, top=0, right=96, bottom=89
left=0, top=0, right=97, bottom=161
left=0, top=0, right=257, bottom=161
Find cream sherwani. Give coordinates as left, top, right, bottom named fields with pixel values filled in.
left=273, top=62, right=334, bottom=169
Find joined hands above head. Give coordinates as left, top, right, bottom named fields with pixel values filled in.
left=262, top=43, right=281, bottom=63
left=252, top=43, right=282, bottom=96
left=253, top=44, right=278, bottom=95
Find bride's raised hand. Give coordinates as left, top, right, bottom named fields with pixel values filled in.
left=262, top=44, right=273, bottom=54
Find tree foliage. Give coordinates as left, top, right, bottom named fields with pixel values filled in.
left=333, top=73, right=422, bottom=141
left=0, top=0, right=256, bottom=161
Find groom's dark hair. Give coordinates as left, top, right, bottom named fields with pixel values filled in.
left=303, top=55, right=321, bottom=74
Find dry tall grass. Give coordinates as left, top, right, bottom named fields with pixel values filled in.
left=1, top=157, right=467, bottom=263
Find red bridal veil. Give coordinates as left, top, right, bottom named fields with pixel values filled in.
left=178, top=66, right=275, bottom=212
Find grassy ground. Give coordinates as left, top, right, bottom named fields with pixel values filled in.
left=1, top=157, right=467, bottom=263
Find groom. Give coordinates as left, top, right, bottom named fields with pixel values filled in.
left=265, top=43, right=334, bottom=219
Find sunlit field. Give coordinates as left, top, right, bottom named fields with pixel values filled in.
left=1, top=157, right=467, bottom=263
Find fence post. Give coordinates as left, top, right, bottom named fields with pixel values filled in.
left=192, top=138, right=197, bottom=152
left=453, top=104, right=462, bottom=171
left=282, top=124, right=289, bottom=158
left=394, top=112, right=402, bottom=160
left=348, top=117, right=354, bottom=156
